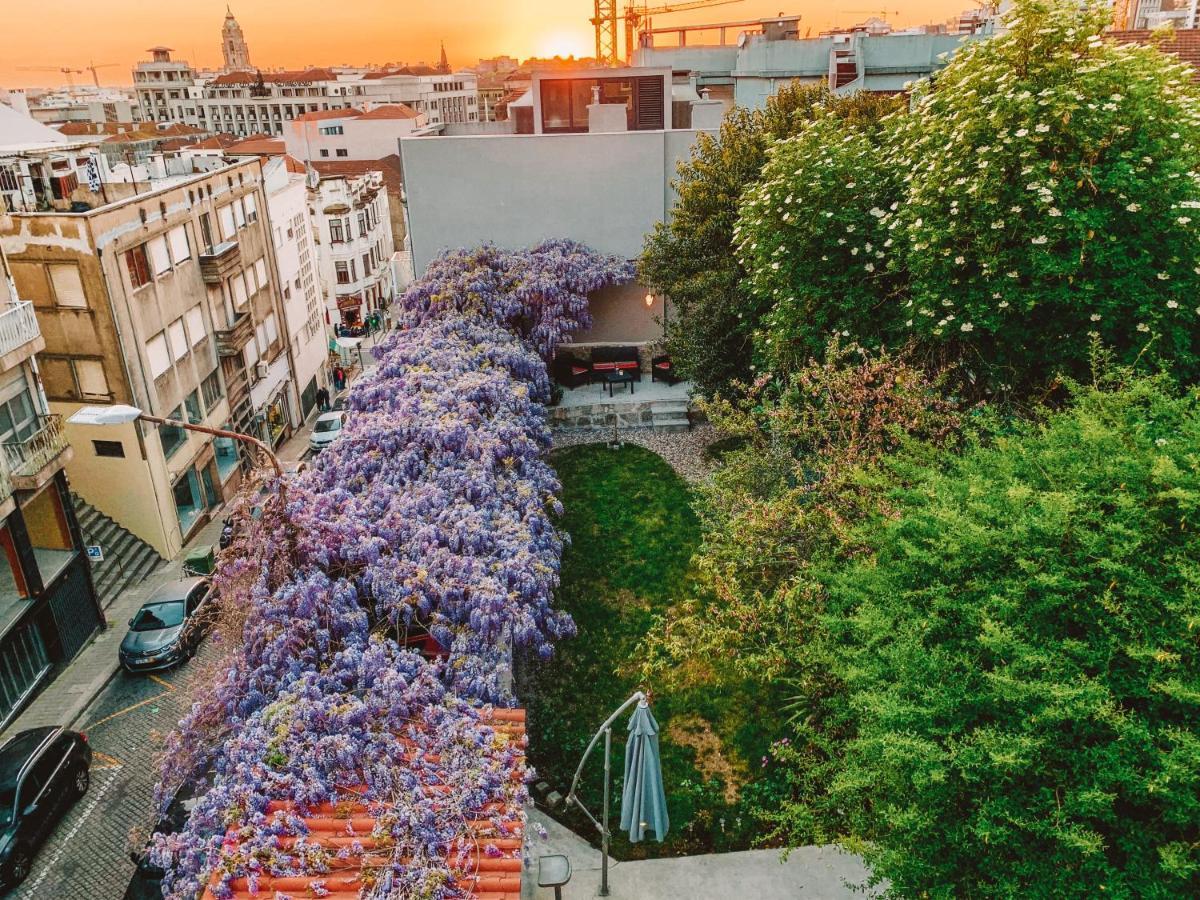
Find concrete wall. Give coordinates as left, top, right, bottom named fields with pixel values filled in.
left=286, top=116, right=422, bottom=163
left=571, top=281, right=667, bottom=345
left=400, top=128, right=712, bottom=274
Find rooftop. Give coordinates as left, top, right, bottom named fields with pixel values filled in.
left=1109, top=28, right=1200, bottom=79
left=311, top=153, right=404, bottom=195
left=359, top=103, right=421, bottom=120
left=225, top=134, right=286, bottom=155
left=209, top=67, right=337, bottom=86
left=293, top=107, right=364, bottom=123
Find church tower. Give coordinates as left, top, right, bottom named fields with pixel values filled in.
left=437, top=41, right=450, bottom=74
left=222, top=7, right=252, bottom=71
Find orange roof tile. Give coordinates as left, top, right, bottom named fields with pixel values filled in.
left=312, top=153, right=404, bottom=195
left=199, top=708, right=527, bottom=900
left=359, top=103, right=421, bottom=120
left=283, top=153, right=308, bottom=173
left=293, top=107, right=365, bottom=123
left=226, top=135, right=285, bottom=155
left=210, top=67, right=337, bottom=86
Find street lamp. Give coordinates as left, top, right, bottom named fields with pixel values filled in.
left=68, top=404, right=284, bottom=480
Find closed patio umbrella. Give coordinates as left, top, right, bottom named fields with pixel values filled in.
left=619, top=699, right=669, bottom=843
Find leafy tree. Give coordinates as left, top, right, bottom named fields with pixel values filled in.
left=736, top=110, right=909, bottom=375
left=639, top=85, right=900, bottom=398
left=830, top=369, right=1200, bottom=896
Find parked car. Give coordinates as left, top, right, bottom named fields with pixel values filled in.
left=331, top=391, right=349, bottom=412
left=118, top=578, right=213, bottom=673
left=124, top=772, right=209, bottom=900
left=309, top=411, right=345, bottom=453
left=0, top=727, right=91, bottom=888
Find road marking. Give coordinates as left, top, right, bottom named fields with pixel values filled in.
left=18, top=767, right=121, bottom=897
left=82, top=691, right=171, bottom=731
left=91, top=750, right=123, bottom=768
left=149, top=674, right=176, bottom=692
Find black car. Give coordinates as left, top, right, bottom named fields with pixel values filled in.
left=124, top=774, right=208, bottom=900
left=118, top=577, right=213, bottom=673
left=0, top=727, right=91, bottom=888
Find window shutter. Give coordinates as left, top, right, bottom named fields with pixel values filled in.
left=48, top=264, right=86, bottom=307
left=635, top=76, right=665, bottom=130
left=168, top=317, right=188, bottom=360
left=186, top=305, right=206, bottom=347
left=149, top=236, right=172, bottom=275
left=147, top=333, right=171, bottom=378
left=168, top=225, right=190, bottom=264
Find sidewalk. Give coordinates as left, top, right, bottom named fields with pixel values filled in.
left=521, top=806, right=879, bottom=900
left=0, top=515, right=228, bottom=743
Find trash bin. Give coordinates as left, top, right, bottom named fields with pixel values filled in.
left=183, top=545, right=216, bottom=576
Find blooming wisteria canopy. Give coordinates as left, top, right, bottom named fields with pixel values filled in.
left=150, top=240, right=633, bottom=899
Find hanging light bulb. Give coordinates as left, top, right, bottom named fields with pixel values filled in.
left=644, top=291, right=655, bottom=308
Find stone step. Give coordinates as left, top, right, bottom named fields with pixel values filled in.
left=652, top=413, right=690, bottom=426
left=70, top=493, right=167, bottom=609
left=650, top=399, right=690, bottom=411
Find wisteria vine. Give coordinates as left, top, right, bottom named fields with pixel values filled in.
left=149, top=240, right=634, bottom=899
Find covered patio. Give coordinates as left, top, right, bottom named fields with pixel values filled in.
left=549, top=378, right=693, bottom=432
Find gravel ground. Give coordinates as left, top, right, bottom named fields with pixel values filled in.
left=551, top=423, right=720, bottom=484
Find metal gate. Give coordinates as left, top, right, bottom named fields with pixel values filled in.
left=46, top=555, right=100, bottom=661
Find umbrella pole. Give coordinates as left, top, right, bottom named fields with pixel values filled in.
left=601, top=726, right=612, bottom=897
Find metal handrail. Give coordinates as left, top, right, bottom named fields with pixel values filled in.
left=0, top=301, right=42, bottom=359
left=2, top=414, right=68, bottom=478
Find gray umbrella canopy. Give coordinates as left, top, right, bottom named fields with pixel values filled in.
left=619, top=700, right=670, bottom=843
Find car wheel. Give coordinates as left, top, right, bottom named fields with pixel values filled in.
left=7, top=848, right=31, bottom=885
left=73, top=765, right=89, bottom=797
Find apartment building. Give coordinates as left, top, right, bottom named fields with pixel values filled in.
left=0, top=242, right=104, bottom=727
left=133, top=47, right=203, bottom=128
left=308, top=168, right=395, bottom=328
left=262, top=157, right=327, bottom=421
left=0, top=158, right=289, bottom=558
left=285, top=106, right=430, bottom=161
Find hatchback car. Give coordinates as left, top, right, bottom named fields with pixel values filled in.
left=309, top=411, right=345, bottom=453
left=118, top=577, right=212, bottom=673
left=0, top=727, right=91, bottom=888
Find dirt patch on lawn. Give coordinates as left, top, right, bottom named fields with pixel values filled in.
left=667, top=714, right=744, bottom=804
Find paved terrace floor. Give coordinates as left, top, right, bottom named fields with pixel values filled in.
left=523, top=806, right=880, bottom=899
left=556, top=378, right=693, bottom=408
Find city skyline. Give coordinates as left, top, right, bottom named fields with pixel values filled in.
left=3, top=0, right=972, bottom=88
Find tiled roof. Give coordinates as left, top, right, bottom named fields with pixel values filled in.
left=293, top=107, right=364, bottom=123
left=362, top=65, right=441, bottom=79
left=200, top=708, right=527, bottom=900
left=359, top=103, right=420, bottom=120
left=225, top=135, right=285, bottom=155
left=178, top=133, right=242, bottom=150
left=312, top=153, right=404, bottom=195
left=283, top=153, right=308, bottom=173
left=1108, top=28, right=1200, bottom=79
left=102, top=123, right=207, bottom=144
left=210, top=67, right=337, bottom=85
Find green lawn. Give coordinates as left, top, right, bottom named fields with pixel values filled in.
left=521, top=443, right=767, bottom=858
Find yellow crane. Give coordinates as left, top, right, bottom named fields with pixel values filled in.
left=592, top=0, right=745, bottom=66
left=84, top=62, right=120, bottom=88
left=16, top=65, right=85, bottom=87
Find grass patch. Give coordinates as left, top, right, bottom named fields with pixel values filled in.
left=521, top=443, right=770, bottom=858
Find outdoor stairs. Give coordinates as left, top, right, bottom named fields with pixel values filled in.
left=71, top=493, right=168, bottom=609
left=650, top=399, right=690, bottom=433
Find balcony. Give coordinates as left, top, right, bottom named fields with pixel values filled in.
left=2, top=415, right=71, bottom=492
left=198, top=240, right=241, bottom=285
left=215, top=312, right=254, bottom=358
left=0, top=302, right=45, bottom=372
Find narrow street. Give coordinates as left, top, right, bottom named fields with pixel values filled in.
left=11, top=662, right=201, bottom=900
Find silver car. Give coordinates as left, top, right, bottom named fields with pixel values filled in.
left=309, top=411, right=345, bottom=453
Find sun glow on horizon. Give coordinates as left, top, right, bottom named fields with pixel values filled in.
left=532, top=28, right=594, bottom=61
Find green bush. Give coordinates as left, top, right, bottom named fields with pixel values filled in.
left=829, top=370, right=1200, bottom=896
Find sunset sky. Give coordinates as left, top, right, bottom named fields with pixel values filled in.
left=2, top=1, right=970, bottom=88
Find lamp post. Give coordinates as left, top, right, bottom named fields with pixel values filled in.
left=68, top=404, right=284, bottom=481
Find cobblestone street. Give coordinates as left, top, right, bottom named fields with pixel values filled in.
left=11, top=661, right=201, bottom=900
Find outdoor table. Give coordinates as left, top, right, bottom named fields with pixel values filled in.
left=601, top=370, right=635, bottom=397
left=537, top=854, right=572, bottom=899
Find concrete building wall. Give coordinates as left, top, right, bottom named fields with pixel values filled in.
left=286, top=115, right=423, bottom=163
left=400, top=128, right=712, bottom=274
left=571, top=281, right=667, bottom=345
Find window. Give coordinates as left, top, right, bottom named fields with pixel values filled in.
left=168, top=224, right=190, bottom=264
left=335, top=262, right=350, bottom=284
left=230, top=272, right=248, bottom=308
left=233, top=199, right=247, bottom=229
left=125, top=245, right=152, bottom=289
left=253, top=257, right=268, bottom=290
left=243, top=338, right=260, bottom=369
left=255, top=322, right=267, bottom=355
left=48, top=264, right=86, bottom=307
left=148, top=235, right=172, bottom=276
left=184, top=389, right=203, bottom=424
left=319, top=148, right=329, bottom=158
left=349, top=259, right=357, bottom=281
left=335, top=148, right=348, bottom=157
left=168, top=317, right=188, bottom=361
left=0, top=622, right=49, bottom=727
left=199, top=212, right=215, bottom=252
left=186, top=305, right=205, bottom=347
left=159, top=405, right=186, bottom=458
left=172, top=466, right=204, bottom=535
left=146, top=332, right=171, bottom=379
left=92, top=440, right=124, bottom=458
left=244, top=193, right=258, bottom=222
left=214, top=431, right=239, bottom=480
left=357, top=212, right=367, bottom=237
left=362, top=253, right=371, bottom=275
left=201, top=369, right=223, bottom=408
left=318, top=125, right=343, bottom=135
left=218, top=204, right=236, bottom=240
left=329, top=219, right=344, bottom=243
left=264, top=312, right=278, bottom=346
left=74, top=360, right=108, bottom=398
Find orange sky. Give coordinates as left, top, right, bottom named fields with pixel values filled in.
left=1, top=1, right=970, bottom=88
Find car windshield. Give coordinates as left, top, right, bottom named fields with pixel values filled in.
left=131, top=601, right=185, bottom=632
left=314, top=417, right=343, bottom=434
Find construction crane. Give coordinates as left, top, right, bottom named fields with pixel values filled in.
left=84, top=62, right=119, bottom=87
left=592, top=0, right=745, bottom=66
left=16, top=65, right=85, bottom=87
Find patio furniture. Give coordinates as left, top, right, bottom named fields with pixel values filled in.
left=591, top=346, right=641, bottom=382
left=651, top=354, right=681, bottom=386
left=552, top=354, right=592, bottom=389
left=601, top=370, right=635, bottom=397
left=537, top=854, right=572, bottom=900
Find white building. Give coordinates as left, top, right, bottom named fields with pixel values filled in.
left=307, top=168, right=395, bottom=328
left=262, top=157, right=328, bottom=420
left=133, top=48, right=202, bottom=128
left=285, top=106, right=430, bottom=161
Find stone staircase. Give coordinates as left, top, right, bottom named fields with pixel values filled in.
left=650, top=399, right=691, bottom=433
left=71, top=494, right=168, bottom=609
